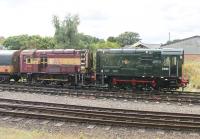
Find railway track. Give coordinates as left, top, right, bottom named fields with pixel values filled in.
left=0, top=83, right=200, bottom=104
left=0, top=97, right=199, bottom=131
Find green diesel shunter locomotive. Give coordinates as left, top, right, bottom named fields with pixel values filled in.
left=96, top=48, right=188, bottom=90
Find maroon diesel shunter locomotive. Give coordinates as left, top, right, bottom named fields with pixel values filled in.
left=19, top=49, right=93, bottom=84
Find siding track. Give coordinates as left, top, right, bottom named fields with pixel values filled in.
left=0, top=97, right=200, bottom=131
left=0, top=83, right=200, bottom=104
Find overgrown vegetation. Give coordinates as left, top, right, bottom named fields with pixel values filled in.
left=0, top=127, right=80, bottom=139
left=184, top=60, right=200, bottom=90
left=0, top=127, right=111, bottom=139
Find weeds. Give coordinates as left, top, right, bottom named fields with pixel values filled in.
left=184, top=60, right=200, bottom=90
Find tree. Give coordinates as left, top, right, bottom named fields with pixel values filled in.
left=3, top=35, right=28, bottom=50
left=0, top=37, right=5, bottom=45
left=40, top=37, right=56, bottom=49
left=78, top=33, right=103, bottom=49
left=3, top=35, right=56, bottom=50
left=107, top=36, right=117, bottom=43
left=116, top=32, right=140, bottom=47
left=52, top=14, right=80, bottom=48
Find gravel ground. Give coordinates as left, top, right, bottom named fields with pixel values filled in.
left=0, top=117, right=199, bottom=139
left=0, top=90, right=200, bottom=138
left=0, top=90, right=199, bottom=114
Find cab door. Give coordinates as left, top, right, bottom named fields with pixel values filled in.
left=23, top=56, right=33, bottom=73
left=170, top=56, right=178, bottom=77
left=162, top=56, right=170, bottom=77
left=38, top=56, right=48, bottom=72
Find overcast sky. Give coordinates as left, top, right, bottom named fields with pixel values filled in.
left=0, top=0, right=200, bottom=43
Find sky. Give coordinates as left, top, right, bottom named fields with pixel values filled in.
left=0, top=0, right=200, bottom=43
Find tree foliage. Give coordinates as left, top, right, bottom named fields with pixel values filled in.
left=78, top=33, right=103, bottom=49
left=0, top=37, right=5, bottom=45
left=3, top=35, right=56, bottom=50
left=107, top=36, right=117, bottom=43
left=91, top=41, right=120, bottom=52
left=52, top=14, right=80, bottom=48
left=117, top=32, right=140, bottom=47
left=107, top=32, right=141, bottom=47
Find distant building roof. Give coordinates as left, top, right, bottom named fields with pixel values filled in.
left=124, top=41, right=161, bottom=49
left=162, top=35, right=200, bottom=54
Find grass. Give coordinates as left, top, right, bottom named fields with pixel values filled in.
left=0, top=127, right=85, bottom=139
left=184, top=60, right=200, bottom=90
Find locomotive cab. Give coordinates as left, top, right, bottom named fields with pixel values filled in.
left=161, top=49, right=183, bottom=78
left=159, top=48, right=187, bottom=90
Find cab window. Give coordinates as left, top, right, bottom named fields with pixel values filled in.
left=172, top=57, right=177, bottom=66
left=26, top=58, right=31, bottom=64
left=163, top=57, right=170, bottom=66
left=40, top=57, right=47, bottom=64
left=44, top=58, right=47, bottom=63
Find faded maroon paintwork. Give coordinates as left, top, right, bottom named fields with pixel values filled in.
left=20, top=49, right=81, bottom=74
